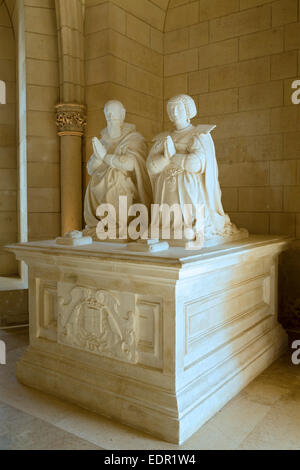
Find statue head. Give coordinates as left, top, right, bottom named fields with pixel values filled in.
left=167, top=94, right=197, bottom=130
left=104, top=100, right=126, bottom=139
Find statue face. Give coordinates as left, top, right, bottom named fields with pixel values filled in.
left=168, top=101, right=189, bottom=130
left=104, top=102, right=125, bottom=139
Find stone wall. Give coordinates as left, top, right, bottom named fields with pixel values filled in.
left=163, top=0, right=300, bottom=238
left=25, top=0, right=60, bottom=241
left=84, top=0, right=166, bottom=190
left=0, top=0, right=17, bottom=275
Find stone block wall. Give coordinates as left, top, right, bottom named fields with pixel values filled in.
left=163, top=0, right=300, bottom=238
left=0, top=1, right=17, bottom=275
left=24, top=0, right=60, bottom=241
left=84, top=0, right=166, bottom=190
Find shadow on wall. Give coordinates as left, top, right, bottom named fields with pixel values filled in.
left=278, top=244, right=300, bottom=345
left=0, top=290, right=28, bottom=327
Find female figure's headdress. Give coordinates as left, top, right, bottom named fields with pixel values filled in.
left=167, top=94, right=197, bottom=120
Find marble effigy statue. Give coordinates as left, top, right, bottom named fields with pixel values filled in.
left=83, top=100, right=152, bottom=240
left=147, top=94, right=247, bottom=247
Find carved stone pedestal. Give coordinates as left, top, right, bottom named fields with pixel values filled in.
left=7, top=236, right=289, bottom=444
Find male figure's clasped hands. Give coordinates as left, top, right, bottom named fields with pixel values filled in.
left=92, top=136, right=107, bottom=161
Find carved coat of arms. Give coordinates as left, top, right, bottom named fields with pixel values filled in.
left=57, top=284, right=137, bottom=364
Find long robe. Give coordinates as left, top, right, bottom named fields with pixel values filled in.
left=84, top=123, right=152, bottom=238
left=147, top=124, right=239, bottom=241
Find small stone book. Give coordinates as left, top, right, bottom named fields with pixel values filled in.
left=196, top=124, right=216, bottom=134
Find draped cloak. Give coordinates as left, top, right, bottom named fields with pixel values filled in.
left=84, top=123, right=152, bottom=237
left=147, top=124, right=238, bottom=241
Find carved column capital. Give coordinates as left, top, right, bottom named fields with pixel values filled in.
left=55, top=103, right=86, bottom=137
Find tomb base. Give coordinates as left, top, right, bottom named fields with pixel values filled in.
left=7, top=235, right=289, bottom=444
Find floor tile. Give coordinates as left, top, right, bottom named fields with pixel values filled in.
left=0, top=402, right=102, bottom=450
left=1, top=327, right=300, bottom=450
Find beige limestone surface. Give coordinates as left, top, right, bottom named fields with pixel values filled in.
left=0, top=326, right=298, bottom=449
left=7, top=235, right=290, bottom=443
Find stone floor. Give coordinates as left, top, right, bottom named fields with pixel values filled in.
left=0, top=327, right=299, bottom=450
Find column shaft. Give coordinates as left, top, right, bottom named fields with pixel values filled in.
left=60, top=135, right=82, bottom=234
left=55, top=103, right=86, bottom=235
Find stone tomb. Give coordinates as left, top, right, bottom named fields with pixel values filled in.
left=7, top=235, right=289, bottom=444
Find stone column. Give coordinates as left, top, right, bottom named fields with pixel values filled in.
left=56, top=103, right=86, bottom=235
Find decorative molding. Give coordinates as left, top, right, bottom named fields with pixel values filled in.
left=136, top=297, right=163, bottom=369
left=55, top=103, right=86, bottom=137
left=183, top=276, right=270, bottom=367
left=37, top=279, right=57, bottom=342
left=57, top=284, right=137, bottom=364
left=11, top=236, right=289, bottom=444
